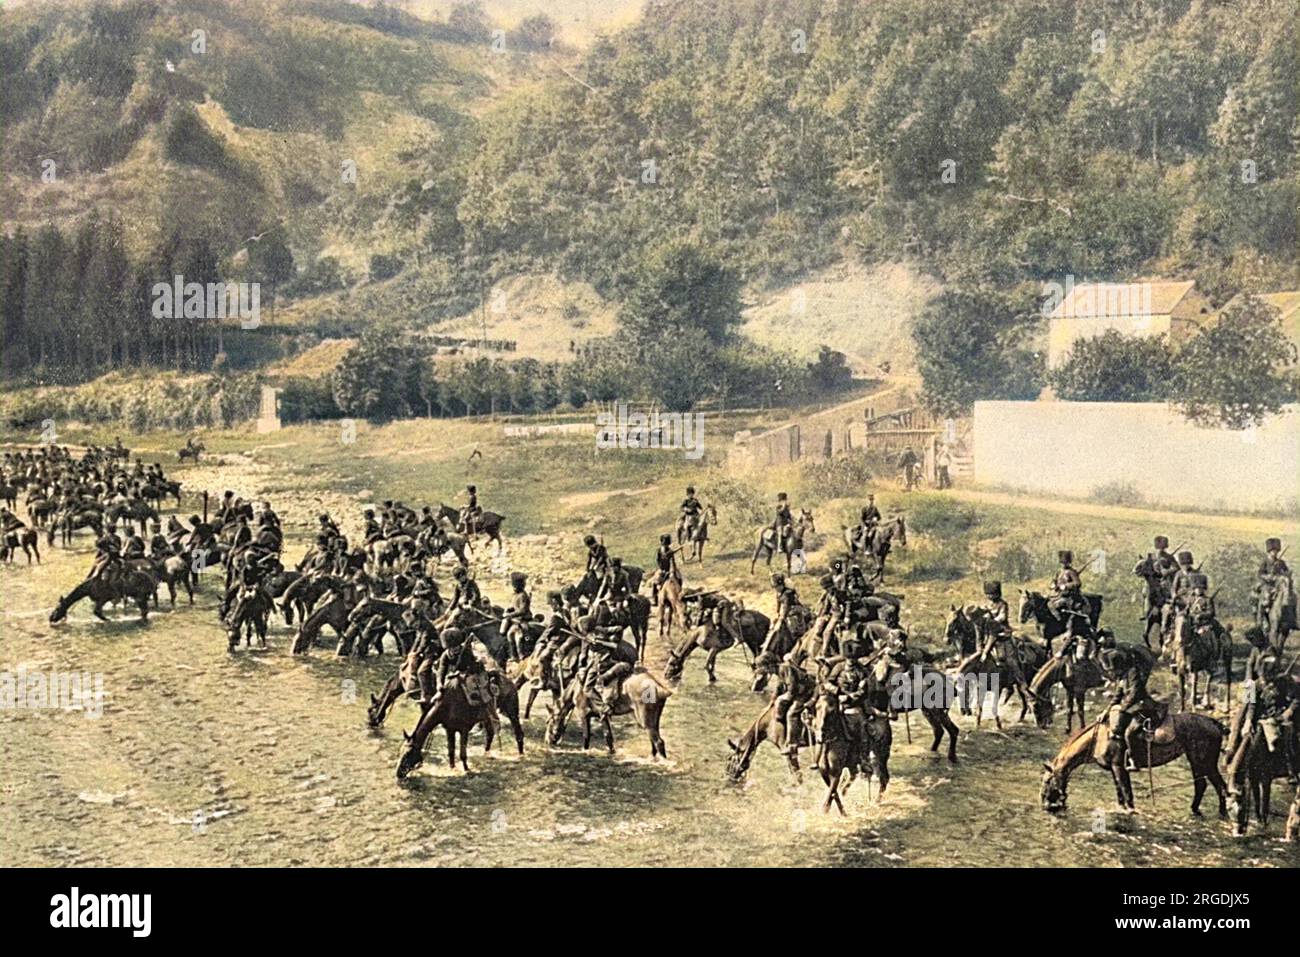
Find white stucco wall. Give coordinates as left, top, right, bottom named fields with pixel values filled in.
left=973, top=401, right=1300, bottom=511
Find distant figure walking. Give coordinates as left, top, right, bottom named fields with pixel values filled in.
left=935, top=445, right=952, bottom=490
left=898, top=446, right=920, bottom=492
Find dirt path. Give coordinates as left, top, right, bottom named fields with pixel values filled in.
left=941, top=487, right=1298, bottom=537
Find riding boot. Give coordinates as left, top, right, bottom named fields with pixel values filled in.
left=418, top=668, right=436, bottom=706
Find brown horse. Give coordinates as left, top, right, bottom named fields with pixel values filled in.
left=656, top=575, right=688, bottom=642
left=811, top=690, right=893, bottom=814
left=1166, top=612, right=1233, bottom=712
left=1226, top=722, right=1297, bottom=837
left=665, top=609, right=769, bottom=684
left=953, top=638, right=1047, bottom=730
left=726, top=699, right=802, bottom=783
left=545, top=669, right=671, bottom=759
left=1027, top=654, right=1104, bottom=732
left=750, top=509, right=815, bottom=574
left=1040, top=712, right=1227, bottom=816
left=394, top=675, right=524, bottom=778
left=50, top=571, right=155, bottom=623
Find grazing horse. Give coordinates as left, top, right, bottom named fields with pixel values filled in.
left=1027, top=654, right=1103, bottom=732
left=665, top=609, right=770, bottom=683
left=677, top=503, right=716, bottom=563
left=140, top=481, right=183, bottom=507
left=50, top=571, right=155, bottom=623
left=546, top=667, right=671, bottom=759
left=395, top=676, right=525, bottom=778
left=750, top=508, right=816, bottom=574
left=727, top=699, right=802, bottom=783
left=1166, top=612, right=1233, bottom=712
left=1226, top=722, right=1297, bottom=837
left=291, top=595, right=351, bottom=654
left=226, top=590, right=272, bottom=651
left=1040, top=713, right=1227, bottom=816
left=1017, top=589, right=1104, bottom=652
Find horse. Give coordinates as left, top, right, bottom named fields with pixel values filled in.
left=952, top=637, right=1047, bottom=730
left=395, top=675, right=525, bottom=778
left=140, top=480, right=183, bottom=508
left=750, top=508, right=816, bottom=574
left=291, top=595, right=351, bottom=654
left=1166, top=612, right=1233, bottom=712
left=726, top=700, right=802, bottom=783
left=811, top=689, right=894, bottom=814
left=677, top=503, right=716, bottom=563
left=1, top=527, right=41, bottom=564
left=665, top=608, right=770, bottom=683
left=1017, top=589, right=1104, bottom=652
left=338, top=596, right=411, bottom=658
left=655, top=575, right=688, bottom=642
left=1258, top=578, right=1296, bottom=651
left=436, top=503, right=506, bottom=553
left=1040, top=712, right=1227, bottom=816
left=178, top=441, right=204, bottom=462
left=134, top=554, right=194, bottom=605
left=545, top=666, right=671, bottom=759
left=1226, top=721, right=1297, bottom=837
left=50, top=571, right=156, bottom=623
left=1026, top=654, right=1104, bottom=732
left=50, top=510, right=103, bottom=547
left=863, top=515, right=906, bottom=582
left=866, top=654, right=961, bottom=763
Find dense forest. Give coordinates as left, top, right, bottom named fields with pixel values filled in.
left=1, top=0, right=1296, bottom=417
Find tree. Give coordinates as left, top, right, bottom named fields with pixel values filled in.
left=332, top=337, right=421, bottom=419
left=621, top=240, right=742, bottom=345
left=1171, top=296, right=1298, bottom=430
left=1048, top=330, right=1173, bottom=402
left=807, top=345, right=853, bottom=394
left=914, top=288, right=1044, bottom=417
left=512, top=14, right=556, bottom=51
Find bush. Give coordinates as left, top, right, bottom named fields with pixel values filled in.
left=801, top=452, right=873, bottom=500
left=902, top=540, right=969, bottom=582
left=1090, top=481, right=1146, bottom=508
left=1204, top=540, right=1262, bottom=617
left=984, top=541, right=1039, bottom=584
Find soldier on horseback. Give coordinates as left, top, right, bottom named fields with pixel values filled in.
left=1048, top=550, right=1092, bottom=640
left=459, top=485, right=481, bottom=536
left=90, top=524, right=124, bottom=588
left=1143, top=535, right=1178, bottom=623
left=773, top=657, right=817, bottom=758
left=762, top=572, right=802, bottom=656
left=447, top=565, right=482, bottom=613
left=853, top=495, right=881, bottom=554
left=651, top=533, right=683, bottom=606
left=812, top=573, right=849, bottom=654
left=678, top=485, right=702, bottom=541
left=1254, top=537, right=1294, bottom=643
left=428, top=626, right=499, bottom=734
left=772, top=492, right=793, bottom=555
left=977, top=580, right=1027, bottom=688
left=501, top=571, right=532, bottom=662
left=576, top=616, right=633, bottom=717
left=583, top=534, right=610, bottom=580
left=598, top=556, right=631, bottom=615
left=1095, top=637, right=1163, bottom=781
left=533, top=591, right=569, bottom=691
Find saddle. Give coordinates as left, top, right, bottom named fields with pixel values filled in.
left=1146, top=707, right=1176, bottom=746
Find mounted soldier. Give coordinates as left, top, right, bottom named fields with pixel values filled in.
left=1141, top=535, right=1178, bottom=623
left=852, top=495, right=881, bottom=555
left=1254, top=537, right=1295, bottom=646
left=1048, top=550, right=1089, bottom=633
left=772, top=492, right=793, bottom=555
left=650, top=533, right=683, bottom=606
left=583, top=534, right=610, bottom=580
left=761, top=572, right=802, bottom=656
left=977, top=580, right=1027, bottom=688
left=501, top=571, right=532, bottom=662
left=576, top=615, right=635, bottom=716
left=1096, top=636, right=1163, bottom=782
left=598, top=556, right=631, bottom=615
left=811, top=573, right=848, bottom=655
left=446, top=566, right=482, bottom=614
left=459, top=485, right=481, bottom=536
left=772, top=657, right=817, bottom=758
left=678, top=485, right=703, bottom=541
left=533, top=591, right=570, bottom=691
left=429, top=626, right=499, bottom=735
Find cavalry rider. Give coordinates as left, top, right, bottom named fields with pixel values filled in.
left=362, top=508, right=384, bottom=544
left=533, top=591, right=570, bottom=690
left=1096, top=636, right=1162, bottom=776
left=1048, top=549, right=1091, bottom=638
left=651, top=533, right=683, bottom=606
left=818, top=636, right=876, bottom=756
left=428, top=626, right=499, bottom=735
left=1143, top=535, right=1178, bottom=623
left=583, top=534, right=610, bottom=581
left=446, top=565, right=482, bottom=614
left=598, top=556, right=631, bottom=614
left=811, top=573, right=849, bottom=655
left=577, top=615, right=634, bottom=716
left=1184, top=573, right=1222, bottom=637
left=459, top=485, right=481, bottom=536
left=761, top=572, right=802, bottom=657
left=258, top=500, right=280, bottom=529
left=406, top=609, right=443, bottom=706
left=500, top=572, right=533, bottom=662
left=1167, top=549, right=1198, bottom=622
left=679, top=485, right=703, bottom=540
left=772, top=655, right=817, bottom=758
left=90, top=524, right=125, bottom=586
left=1227, top=630, right=1299, bottom=783
left=0, top=507, right=25, bottom=532
left=978, top=580, right=1026, bottom=688
left=853, top=495, right=881, bottom=554
left=122, top=529, right=147, bottom=560
left=318, top=511, right=342, bottom=542
left=1254, top=537, right=1293, bottom=638
left=148, top=524, right=172, bottom=558
left=772, top=492, right=793, bottom=554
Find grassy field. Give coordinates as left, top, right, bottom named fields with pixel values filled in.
left=2, top=415, right=1298, bottom=866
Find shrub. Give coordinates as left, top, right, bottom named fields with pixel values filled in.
left=1090, top=481, right=1146, bottom=508
left=907, top=496, right=980, bottom=537
left=801, top=452, right=872, bottom=500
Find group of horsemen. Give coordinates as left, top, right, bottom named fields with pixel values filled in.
left=34, top=453, right=1300, bottom=786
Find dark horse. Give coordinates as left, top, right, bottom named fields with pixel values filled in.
left=665, top=609, right=770, bottom=683
left=1227, top=720, right=1297, bottom=837
left=750, top=509, right=815, bottom=574
left=1040, top=712, right=1227, bottom=816
left=436, top=503, right=506, bottom=553
left=1017, top=589, right=1103, bottom=652
left=1027, top=654, right=1104, bottom=732
left=1132, top=555, right=1170, bottom=649
left=395, top=677, right=525, bottom=778
left=50, top=571, right=155, bottom=623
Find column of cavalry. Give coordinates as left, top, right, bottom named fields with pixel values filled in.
left=15, top=442, right=1297, bottom=839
